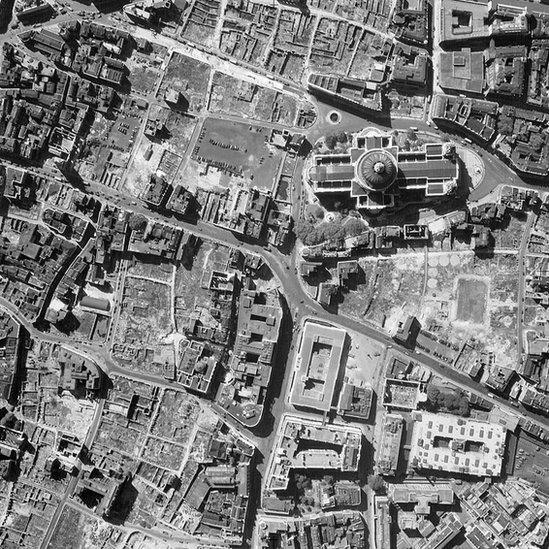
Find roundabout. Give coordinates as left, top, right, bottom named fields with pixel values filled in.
left=327, top=110, right=341, bottom=124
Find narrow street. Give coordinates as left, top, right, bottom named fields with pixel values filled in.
left=1, top=5, right=549, bottom=546
left=3, top=154, right=549, bottom=549
left=40, top=400, right=106, bottom=549
left=517, top=211, right=536, bottom=371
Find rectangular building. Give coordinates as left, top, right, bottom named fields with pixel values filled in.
left=389, top=483, right=454, bottom=515
left=265, top=416, right=361, bottom=493
left=409, top=411, right=506, bottom=477
left=374, top=496, right=392, bottom=549
left=377, top=414, right=404, bottom=476
left=308, top=73, right=382, bottom=113
left=439, top=50, right=484, bottom=94
left=290, top=322, right=346, bottom=413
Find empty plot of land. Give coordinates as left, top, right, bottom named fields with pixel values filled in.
left=513, top=435, right=549, bottom=494
left=127, top=55, right=163, bottom=96
left=164, top=112, right=197, bottom=153
left=455, top=276, right=489, bottom=324
left=157, top=52, right=211, bottom=113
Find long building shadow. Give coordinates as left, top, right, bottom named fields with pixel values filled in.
left=250, top=293, right=293, bottom=440
left=0, top=0, right=15, bottom=34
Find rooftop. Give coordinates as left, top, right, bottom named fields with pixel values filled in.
left=439, top=50, right=484, bottom=94
left=265, top=415, right=362, bottom=493
left=378, top=413, right=404, bottom=476
left=409, top=411, right=507, bottom=477
left=290, top=322, right=346, bottom=413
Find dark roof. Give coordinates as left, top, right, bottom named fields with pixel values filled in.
left=80, top=296, right=110, bottom=312
left=356, top=149, right=398, bottom=190
left=399, top=158, right=457, bottom=180
left=309, top=164, right=355, bottom=183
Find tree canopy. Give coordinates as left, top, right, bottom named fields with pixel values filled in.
left=128, top=213, right=148, bottom=232
left=325, top=135, right=337, bottom=150
left=368, top=474, right=386, bottom=493
left=427, top=385, right=469, bottom=416
left=295, top=216, right=366, bottom=246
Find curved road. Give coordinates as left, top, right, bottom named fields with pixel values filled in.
left=2, top=11, right=548, bottom=549
left=16, top=177, right=549, bottom=433
left=3, top=157, right=548, bottom=439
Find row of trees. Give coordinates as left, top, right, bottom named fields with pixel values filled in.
left=295, top=215, right=366, bottom=246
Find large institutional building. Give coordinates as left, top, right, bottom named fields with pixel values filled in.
left=307, top=131, right=460, bottom=212
left=290, top=322, right=346, bottom=413
left=409, top=411, right=507, bottom=477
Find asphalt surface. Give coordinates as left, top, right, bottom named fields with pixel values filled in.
left=1, top=12, right=549, bottom=545
left=6, top=156, right=549, bottom=433
left=66, top=180, right=549, bottom=436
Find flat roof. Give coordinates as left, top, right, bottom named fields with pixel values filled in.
left=409, top=411, right=506, bottom=477
left=290, top=322, right=346, bottom=413
left=378, top=414, right=404, bottom=475
left=390, top=483, right=454, bottom=505
left=440, top=51, right=484, bottom=93
left=399, top=158, right=458, bottom=180
left=440, top=0, right=490, bottom=43
left=265, top=415, right=362, bottom=492
left=309, top=163, right=355, bottom=183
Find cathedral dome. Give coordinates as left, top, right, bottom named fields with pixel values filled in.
left=356, top=149, right=398, bottom=191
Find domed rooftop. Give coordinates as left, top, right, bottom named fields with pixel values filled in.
left=356, top=149, right=398, bottom=191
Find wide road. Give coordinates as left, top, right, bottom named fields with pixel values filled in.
left=310, top=98, right=549, bottom=201
left=32, top=175, right=549, bottom=434
left=3, top=153, right=549, bottom=436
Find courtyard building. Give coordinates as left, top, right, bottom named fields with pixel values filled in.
left=290, top=321, right=346, bottom=413
left=409, top=411, right=507, bottom=477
